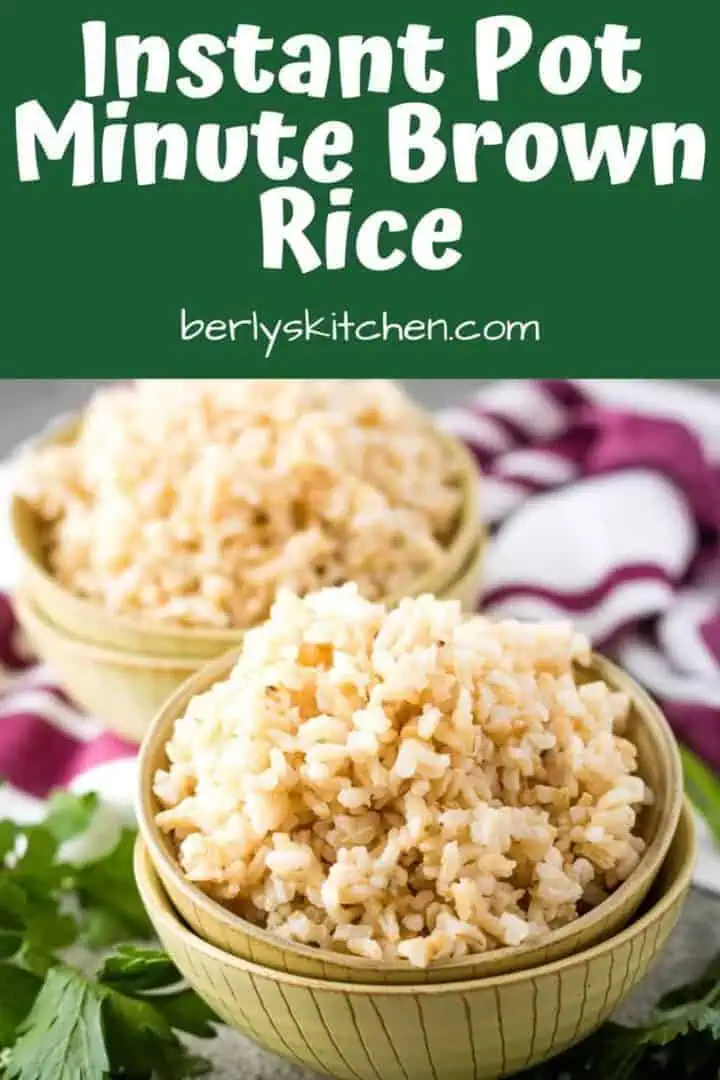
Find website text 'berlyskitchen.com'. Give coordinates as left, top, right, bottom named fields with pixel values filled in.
left=180, top=309, right=541, bottom=358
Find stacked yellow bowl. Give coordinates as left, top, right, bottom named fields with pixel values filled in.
left=135, top=647, right=691, bottom=1080
left=10, top=386, right=483, bottom=742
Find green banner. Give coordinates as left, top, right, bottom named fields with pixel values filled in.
left=3, top=0, right=717, bottom=375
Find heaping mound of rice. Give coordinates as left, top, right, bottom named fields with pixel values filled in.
left=19, top=379, right=463, bottom=629
left=154, top=586, right=650, bottom=968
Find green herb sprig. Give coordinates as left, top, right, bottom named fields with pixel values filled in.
left=0, top=791, right=218, bottom=1079
left=681, top=747, right=720, bottom=847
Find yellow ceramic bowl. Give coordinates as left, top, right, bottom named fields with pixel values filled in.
left=13, top=589, right=204, bottom=743
left=11, top=416, right=482, bottom=660
left=137, top=650, right=683, bottom=983
left=134, top=800, right=695, bottom=1080
left=12, top=530, right=483, bottom=741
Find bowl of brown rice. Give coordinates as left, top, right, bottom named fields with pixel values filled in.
left=137, top=585, right=683, bottom=984
left=11, top=380, right=482, bottom=662
left=133, top=802, right=696, bottom=1080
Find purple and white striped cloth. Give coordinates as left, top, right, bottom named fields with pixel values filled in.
left=440, top=379, right=720, bottom=774
left=0, top=379, right=718, bottom=885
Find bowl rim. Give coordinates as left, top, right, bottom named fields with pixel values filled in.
left=136, top=647, right=684, bottom=977
left=12, top=527, right=485, bottom=667
left=11, top=411, right=482, bottom=645
left=134, top=798, right=696, bottom=995
left=13, top=589, right=210, bottom=671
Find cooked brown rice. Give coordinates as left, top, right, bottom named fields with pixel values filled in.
left=154, top=586, right=650, bottom=967
left=19, top=380, right=463, bottom=628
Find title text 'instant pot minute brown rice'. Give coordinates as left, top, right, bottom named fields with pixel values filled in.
left=18, top=380, right=465, bottom=629
left=153, top=586, right=651, bottom=969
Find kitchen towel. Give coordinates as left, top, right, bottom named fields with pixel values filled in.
left=1, top=378, right=719, bottom=889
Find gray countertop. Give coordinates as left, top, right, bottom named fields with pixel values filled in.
left=1, top=378, right=719, bottom=1076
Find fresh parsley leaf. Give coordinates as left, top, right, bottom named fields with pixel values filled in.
left=0, top=819, right=75, bottom=958
left=646, top=1002, right=720, bottom=1045
left=0, top=881, right=26, bottom=932
left=0, top=876, right=76, bottom=954
left=12, top=827, right=61, bottom=883
left=99, top=946, right=183, bottom=994
left=43, top=791, right=99, bottom=844
left=0, top=964, right=42, bottom=1048
left=682, top=747, right=720, bottom=847
left=147, top=990, right=218, bottom=1040
left=1, top=802, right=149, bottom=960
left=6, top=967, right=109, bottom=1080
left=642, top=950, right=720, bottom=1053
left=583, top=1006, right=720, bottom=1079
left=0, top=931, right=21, bottom=959
left=103, top=990, right=212, bottom=1079
left=74, top=830, right=153, bottom=942
left=80, top=906, right=135, bottom=950
left=98, top=946, right=218, bottom=1038
left=21, top=906, right=77, bottom=953
left=0, top=820, right=17, bottom=863
left=0, top=795, right=219, bottom=1079
left=3, top=958, right=218, bottom=1080
left=16, top=943, right=57, bottom=978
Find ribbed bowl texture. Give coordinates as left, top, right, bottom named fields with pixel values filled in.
left=134, top=800, right=695, bottom=1080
